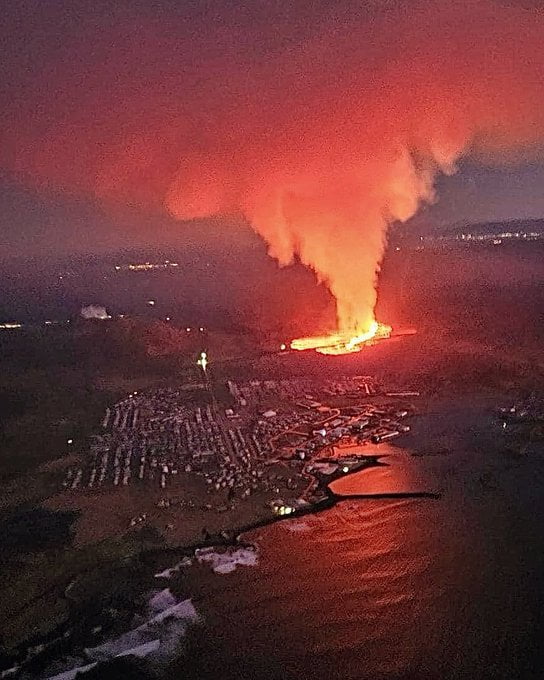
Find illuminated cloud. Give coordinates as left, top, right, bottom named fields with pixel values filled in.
left=3, top=1, right=544, bottom=332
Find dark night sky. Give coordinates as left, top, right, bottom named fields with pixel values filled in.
left=1, top=0, right=544, bottom=260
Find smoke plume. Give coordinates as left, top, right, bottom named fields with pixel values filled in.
left=80, top=305, right=110, bottom=320
left=3, top=0, right=544, bottom=333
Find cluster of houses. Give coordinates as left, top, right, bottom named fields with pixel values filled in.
left=227, top=378, right=415, bottom=459
left=227, top=376, right=379, bottom=406
left=60, top=379, right=417, bottom=518
left=60, top=389, right=302, bottom=500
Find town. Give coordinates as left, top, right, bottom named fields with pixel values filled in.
left=60, top=375, right=419, bottom=523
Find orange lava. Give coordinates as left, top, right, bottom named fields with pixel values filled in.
left=291, top=320, right=392, bottom=355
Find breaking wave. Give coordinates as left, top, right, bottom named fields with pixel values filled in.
left=44, top=589, right=199, bottom=679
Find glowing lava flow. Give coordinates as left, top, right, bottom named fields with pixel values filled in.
left=290, top=320, right=392, bottom=355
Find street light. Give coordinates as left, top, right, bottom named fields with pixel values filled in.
left=197, top=351, right=208, bottom=373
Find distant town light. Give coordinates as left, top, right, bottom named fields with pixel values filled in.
left=199, top=327, right=204, bottom=332
left=115, top=262, right=180, bottom=272
left=165, top=316, right=170, bottom=321
left=67, top=439, right=73, bottom=445
left=186, top=327, right=191, bottom=332
left=280, top=343, right=287, bottom=351
left=147, top=300, right=155, bottom=306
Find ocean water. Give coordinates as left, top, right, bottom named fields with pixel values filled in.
left=180, top=400, right=544, bottom=680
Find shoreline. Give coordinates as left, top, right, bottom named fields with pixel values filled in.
left=1, top=455, right=440, bottom=677
left=144, top=481, right=441, bottom=562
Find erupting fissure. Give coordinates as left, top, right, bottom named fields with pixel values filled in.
left=290, top=319, right=392, bottom=355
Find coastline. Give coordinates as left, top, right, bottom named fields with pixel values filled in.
left=0, top=454, right=440, bottom=678
left=8, top=388, right=503, bottom=675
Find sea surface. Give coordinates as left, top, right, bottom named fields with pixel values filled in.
left=181, top=399, right=544, bottom=680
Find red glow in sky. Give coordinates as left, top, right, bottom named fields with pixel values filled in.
left=2, top=0, right=544, bottom=328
